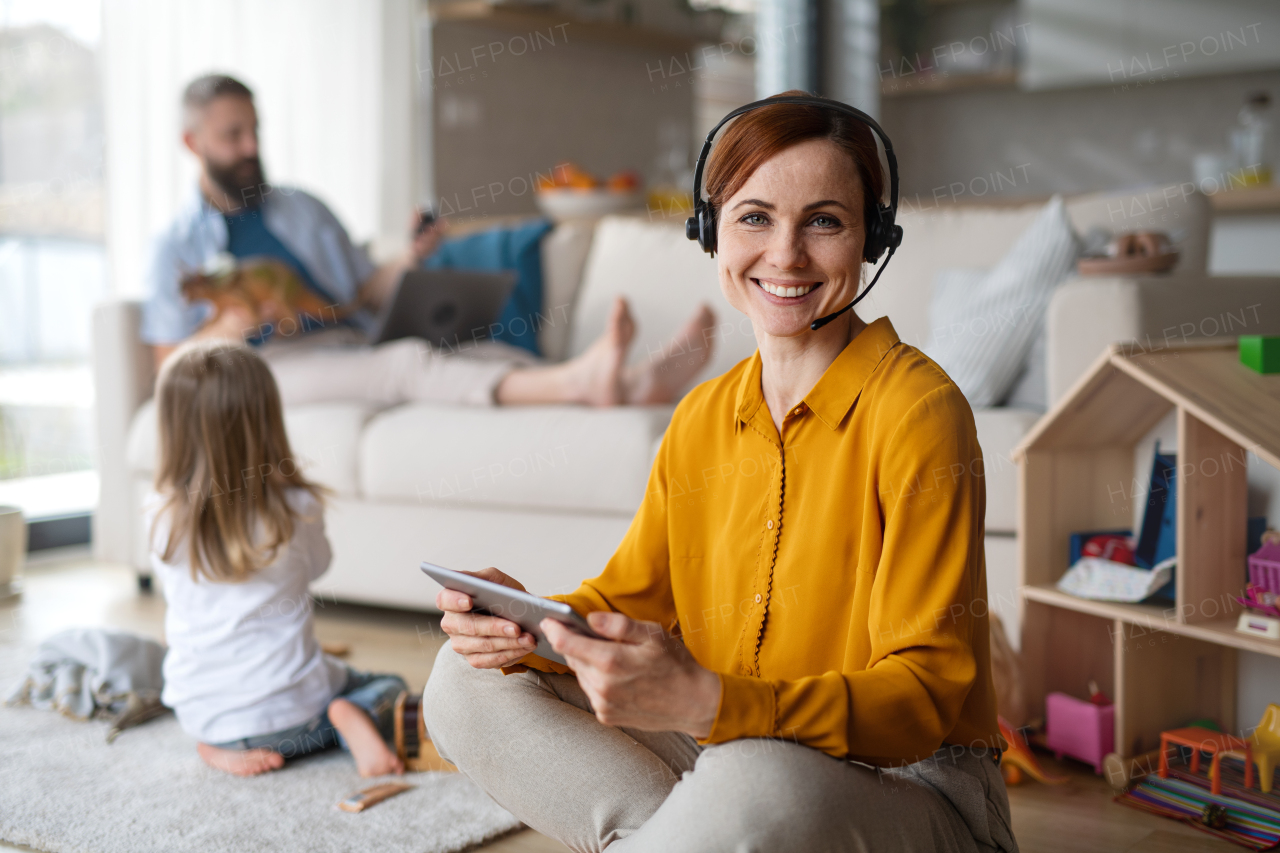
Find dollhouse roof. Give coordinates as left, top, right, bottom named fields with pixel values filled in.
left=1014, top=339, right=1280, bottom=469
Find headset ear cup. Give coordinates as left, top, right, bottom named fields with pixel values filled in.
left=863, top=205, right=898, bottom=262
left=863, top=221, right=884, bottom=263
left=701, top=208, right=717, bottom=254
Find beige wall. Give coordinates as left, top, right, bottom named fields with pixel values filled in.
left=880, top=68, right=1280, bottom=205
left=429, top=20, right=695, bottom=221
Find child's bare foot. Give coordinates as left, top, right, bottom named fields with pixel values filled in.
left=197, top=743, right=284, bottom=777
left=625, top=303, right=717, bottom=404
left=328, top=697, right=404, bottom=778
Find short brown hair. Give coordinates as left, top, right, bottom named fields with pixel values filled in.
left=153, top=340, right=323, bottom=583
left=705, top=90, right=885, bottom=234
left=182, top=73, right=254, bottom=130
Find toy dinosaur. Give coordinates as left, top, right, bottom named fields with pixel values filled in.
left=181, top=257, right=349, bottom=333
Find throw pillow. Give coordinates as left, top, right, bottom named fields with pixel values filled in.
left=923, top=195, right=1080, bottom=408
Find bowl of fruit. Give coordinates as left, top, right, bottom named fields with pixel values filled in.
left=535, top=163, right=644, bottom=221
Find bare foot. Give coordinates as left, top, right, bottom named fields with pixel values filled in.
left=492, top=297, right=639, bottom=406
left=563, top=296, right=636, bottom=406
left=328, top=697, right=404, bottom=778
left=197, top=742, right=285, bottom=777
left=624, top=303, right=717, bottom=404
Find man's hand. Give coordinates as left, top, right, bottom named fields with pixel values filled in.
left=193, top=302, right=260, bottom=343
left=356, top=214, right=448, bottom=312
left=437, top=568, right=537, bottom=669
left=409, top=215, right=447, bottom=264
left=542, top=612, right=721, bottom=738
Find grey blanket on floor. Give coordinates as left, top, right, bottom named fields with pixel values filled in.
left=4, top=627, right=167, bottom=737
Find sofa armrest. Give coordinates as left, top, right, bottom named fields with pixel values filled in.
left=92, top=300, right=154, bottom=562
left=1046, top=275, right=1280, bottom=405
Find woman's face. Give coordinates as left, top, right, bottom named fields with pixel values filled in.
left=716, top=138, right=867, bottom=340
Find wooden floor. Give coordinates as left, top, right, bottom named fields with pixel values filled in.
left=0, top=551, right=1240, bottom=853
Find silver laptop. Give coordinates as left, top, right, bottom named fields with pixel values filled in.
left=373, top=269, right=518, bottom=350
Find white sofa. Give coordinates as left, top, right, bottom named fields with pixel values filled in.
left=93, top=189, right=1280, bottom=641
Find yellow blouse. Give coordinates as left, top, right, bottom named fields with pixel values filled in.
left=519, top=317, right=1002, bottom=765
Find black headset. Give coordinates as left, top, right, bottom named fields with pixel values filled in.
left=685, top=94, right=903, bottom=331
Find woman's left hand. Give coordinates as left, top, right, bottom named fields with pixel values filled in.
left=541, top=612, right=721, bottom=738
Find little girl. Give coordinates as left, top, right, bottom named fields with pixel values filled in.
left=148, top=340, right=407, bottom=778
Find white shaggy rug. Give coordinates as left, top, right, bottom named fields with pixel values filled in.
left=0, top=646, right=521, bottom=853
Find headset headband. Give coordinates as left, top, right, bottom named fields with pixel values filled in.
left=690, top=95, right=899, bottom=224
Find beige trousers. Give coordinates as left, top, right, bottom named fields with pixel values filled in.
left=424, top=646, right=1019, bottom=853
left=257, top=330, right=536, bottom=408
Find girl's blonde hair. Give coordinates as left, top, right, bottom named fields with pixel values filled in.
left=153, top=340, right=323, bottom=582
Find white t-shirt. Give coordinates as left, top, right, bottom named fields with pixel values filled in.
left=147, top=489, right=348, bottom=744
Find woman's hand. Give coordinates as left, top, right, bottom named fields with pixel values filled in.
left=542, top=612, right=721, bottom=738
left=437, top=568, right=537, bottom=669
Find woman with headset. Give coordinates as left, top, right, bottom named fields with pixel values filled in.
left=425, top=92, right=1018, bottom=853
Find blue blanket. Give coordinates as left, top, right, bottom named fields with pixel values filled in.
left=425, top=218, right=554, bottom=356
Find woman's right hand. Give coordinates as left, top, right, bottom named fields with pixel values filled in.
left=437, top=568, right=538, bottom=669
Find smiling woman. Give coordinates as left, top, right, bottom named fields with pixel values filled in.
left=424, top=94, right=1018, bottom=853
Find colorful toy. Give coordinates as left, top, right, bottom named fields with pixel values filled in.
left=1200, top=803, right=1229, bottom=830
left=393, top=690, right=455, bottom=773
left=1239, top=335, right=1280, bottom=374
left=1081, top=534, right=1136, bottom=565
left=1240, top=531, right=1280, bottom=615
left=1216, top=703, right=1280, bottom=794
left=1046, top=691, right=1114, bottom=774
left=997, top=716, right=1068, bottom=786
left=1158, top=726, right=1252, bottom=796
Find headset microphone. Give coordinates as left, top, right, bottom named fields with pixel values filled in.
left=686, top=95, right=903, bottom=331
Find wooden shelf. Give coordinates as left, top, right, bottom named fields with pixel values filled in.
left=1023, top=584, right=1280, bottom=659
left=1016, top=341, right=1280, bottom=758
left=1208, top=185, right=1280, bottom=214
left=880, top=68, right=1016, bottom=98
left=1022, top=584, right=1170, bottom=628
left=431, top=0, right=701, bottom=51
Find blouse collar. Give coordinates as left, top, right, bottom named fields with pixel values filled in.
left=734, top=316, right=903, bottom=431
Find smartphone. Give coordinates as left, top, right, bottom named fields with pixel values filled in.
left=415, top=207, right=436, bottom=235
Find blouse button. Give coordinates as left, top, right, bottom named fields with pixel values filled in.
left=766, top=519, right=774, bottom=529
left=755, top=593, right=762, bottom=603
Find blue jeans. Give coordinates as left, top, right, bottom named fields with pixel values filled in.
left=208, top=666, right=408, bottom=758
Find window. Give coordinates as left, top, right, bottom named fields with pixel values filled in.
left=0, top=0, right=104, bottom=524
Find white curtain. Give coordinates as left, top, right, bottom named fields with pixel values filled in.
left=102, top=0, right=418, bottom=297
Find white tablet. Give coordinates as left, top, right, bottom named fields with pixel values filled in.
left=420, top=561, right=602, bottom=665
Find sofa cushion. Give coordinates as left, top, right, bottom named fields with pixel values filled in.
left=539, top=220, right=596, bottom=362
left=358, top=403, right=674, bottom=514
left=857, top=189, right=1210, bottom=351
left=924, top=198, right=1081, bottom=408
left=567, top=216, right=757, bottom=389
left=973, top=407, right=1041, bottom=534
left=125, top=399, right=374, bottom=497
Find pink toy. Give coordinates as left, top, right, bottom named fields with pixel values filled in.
left=1237, top=583, right=1280, bottom=618
left=1046, top=691, right=1115, bottom=774
left=1248, top=533, right=1280, bottom=593
left=1240, top=532, right=1280, bottom=617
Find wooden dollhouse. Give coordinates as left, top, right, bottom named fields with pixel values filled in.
left=1015, top=339, right=1280, bottom=761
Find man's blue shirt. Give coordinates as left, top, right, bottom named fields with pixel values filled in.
left=141, top=185, right=376, bottom=345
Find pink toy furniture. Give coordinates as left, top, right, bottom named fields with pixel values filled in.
left=1046, top=691, right=1114, bottom=774
left=1249, top=535, right=1280, bottom=594
left=1239, top=534, right=1280, bottom=617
